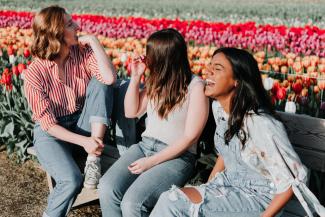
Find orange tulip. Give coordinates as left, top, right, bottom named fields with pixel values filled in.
left=275, top=57, right=281, bottom=65
left=268, top=57, right=275, bottom=65
left=302, top=57, right=311, bottom=68
left=293, top=62, right=302, bottom=74
left=317, top=78, right=325, bottom=90
left=272, top=64, right=279, bottom=72
left=287, top=58, right=294, bottom=67
left=314, top=86, right=320, bottom=94
left=281, top=66, right=288, bottom=74
left=318, top=64, right=325, bottom=73
left=301, top=88, right=308, bottom=97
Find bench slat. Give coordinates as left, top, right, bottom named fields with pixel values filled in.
left=294, top=147, right=325, bottom=172
left=72, top=188, right=99, bottom=208
left=278, top=112, right=325, bottom=152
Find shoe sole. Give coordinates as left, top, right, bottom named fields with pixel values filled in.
left=83, top=183, right=98, bottom=189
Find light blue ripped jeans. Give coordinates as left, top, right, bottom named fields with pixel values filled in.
left=98, top=136, right=196, bottom=217
left=150, top=138, right=277, bottom=217
left=34, top=77, right=114, bottom=217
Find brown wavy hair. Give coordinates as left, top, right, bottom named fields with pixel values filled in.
left=145, top=28, right=192, bottom=119
left=31, top=6, right=66, bottom=60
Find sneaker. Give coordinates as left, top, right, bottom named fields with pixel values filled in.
left=84, top=157, right=101, bottom=189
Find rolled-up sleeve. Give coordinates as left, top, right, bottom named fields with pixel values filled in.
left=245, top=114, right=308, bottom=194
left=23, top=69, right=57, bottom=131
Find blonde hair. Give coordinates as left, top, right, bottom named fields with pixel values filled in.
left=31, top=5, right=66, bottom=60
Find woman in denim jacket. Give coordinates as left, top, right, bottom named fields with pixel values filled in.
left=150, top=48, right=309, bottom=217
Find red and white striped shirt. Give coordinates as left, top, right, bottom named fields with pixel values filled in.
left=24, top=45, right=106, bottom=131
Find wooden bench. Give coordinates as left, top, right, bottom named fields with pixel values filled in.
left=27, top=111, right=325, bottom=215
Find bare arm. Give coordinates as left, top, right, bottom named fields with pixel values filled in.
left=128, top=82, right=209, bottom=174
left=150, top=84, right=209, bottom=164
left=48, top=125, right=104, bottom=156
left=208, top=155, right=225, bottom=182
left=261, top=187, right=293, bottom=217
left=124, top=56, right=148, bottom=118
left=79, top=35, right=116, bottom=84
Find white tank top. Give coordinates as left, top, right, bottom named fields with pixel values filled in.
left=141, top=75, right=204, bottom=154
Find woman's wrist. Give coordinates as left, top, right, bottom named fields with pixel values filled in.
left=147, top=155, right=159, bottom=167
left=75, top=135, right=87, bottom=147
left=87, top=35, right=100, bottom=47
left=130, top=75, right=142, bottom=83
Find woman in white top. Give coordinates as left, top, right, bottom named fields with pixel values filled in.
left=98, top=28, right=209, bottom=217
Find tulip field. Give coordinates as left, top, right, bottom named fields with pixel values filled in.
left=0, top=0, right=325, bottom=161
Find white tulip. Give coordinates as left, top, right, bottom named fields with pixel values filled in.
left=9, top=55, right=16, bottom=64
left=263, top=77, right=274, bottom=91
left=120, top=53, right=128, bottom=63
left=285, top=101, right=296, bottom=113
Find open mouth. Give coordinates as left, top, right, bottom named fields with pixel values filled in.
left=204, top=79, right=216, bottom=87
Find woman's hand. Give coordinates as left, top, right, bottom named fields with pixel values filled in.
left=80, top=136, right=104, bottom=156
left=128, top=157, right=154, bottom=174
left=130, top=55, right=146, bottom=80
left=78, top=35, right=98, bottom=46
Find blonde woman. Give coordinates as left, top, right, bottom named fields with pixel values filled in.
left=24, top=6, right=116, bottom=217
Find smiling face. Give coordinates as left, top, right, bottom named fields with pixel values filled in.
left=63, top=14, right=79, bottom=47
left=204, top=52, right=237, bottom=100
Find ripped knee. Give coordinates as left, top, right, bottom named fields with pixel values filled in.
left=167, top=185, right=202, bottom=204
left=181, top=187, right=202, bottom=204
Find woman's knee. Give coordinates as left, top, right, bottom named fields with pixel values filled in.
left=181, top=187, right=202, bottom=204
left=120, top=199, right=140, bottom=217
left=58, top=172, right=83, bottom=195
left=98, top=172, right=121, bottom=202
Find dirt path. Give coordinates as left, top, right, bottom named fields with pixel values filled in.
left=0, top=151, right=101, bottom=217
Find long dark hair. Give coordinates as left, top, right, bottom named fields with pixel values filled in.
left=213, top=48, right=275, bottom=146
left=145, top=28, right=192, bottom=119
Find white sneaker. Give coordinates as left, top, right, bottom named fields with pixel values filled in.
left=84, top=156, right=101, bottom=189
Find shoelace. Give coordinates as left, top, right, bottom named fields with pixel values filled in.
left=86, top=163, right=100, bottom=181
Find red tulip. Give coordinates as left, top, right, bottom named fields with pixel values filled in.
left=271, top=80, right=280, bottom=95
left=271, top=95, right=277, bottom=105
left=292, top=81, right=303, bottom=94
left=17, top=63, right=26, bottom=73
left=276, top=87, right=287, bottom=100
left=7, top=45, right=14, bottom=56
left=1, top=69, right=13, bottom=91
left=23, top=48, right=30, bottom=58
left=12, top=65, right=19, bottom=76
